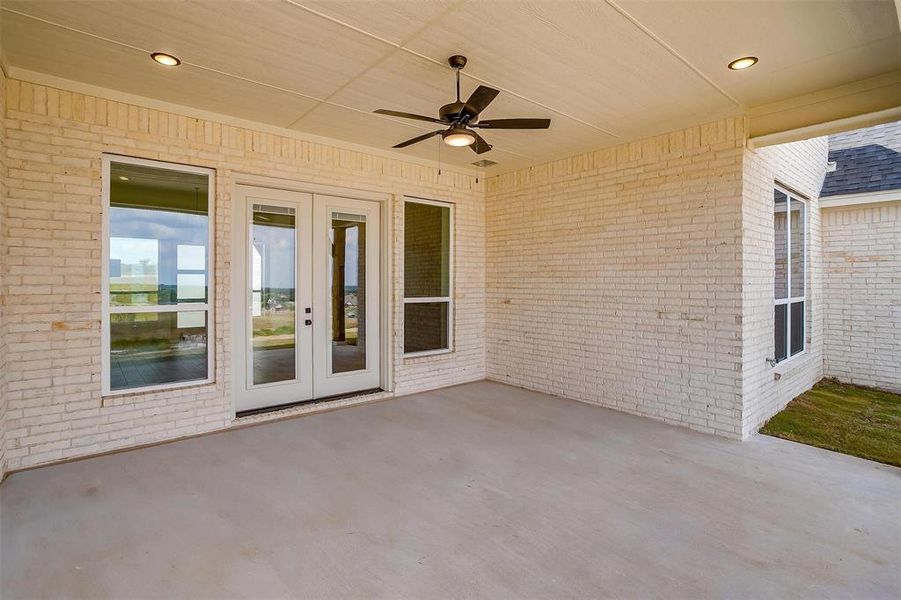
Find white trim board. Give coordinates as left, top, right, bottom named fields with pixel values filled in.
left=749, top=105, right=901, bottom=149
left=819, top=190, right=901, bottom=208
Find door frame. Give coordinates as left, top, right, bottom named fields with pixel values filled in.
left=230, top=174, right=394, bottom=417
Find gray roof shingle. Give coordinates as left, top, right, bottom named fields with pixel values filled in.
left=820, top=120, right=901, bottom=197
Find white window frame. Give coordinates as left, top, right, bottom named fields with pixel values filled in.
left=403, top=197, right=454, bottom=357
left=773, top=184, right=807, bottom=365
left=101, top=154, right=216, bottom=395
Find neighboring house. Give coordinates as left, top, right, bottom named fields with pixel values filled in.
left=820, top=121, right=901, bottom=392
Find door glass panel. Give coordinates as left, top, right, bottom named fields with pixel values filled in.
left=251, top=204, right=296, bottom=385
left=330, top=212, right=367, bottom=374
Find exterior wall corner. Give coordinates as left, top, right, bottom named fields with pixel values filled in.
left=739, top=137, right=829, bottom=438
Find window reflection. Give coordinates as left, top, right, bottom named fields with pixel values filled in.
left=109, top=311, right=208, bottom=391
left=109, top=165, right=209, bottom=307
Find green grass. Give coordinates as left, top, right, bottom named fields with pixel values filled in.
left=761, top=378, right=901, bottom=467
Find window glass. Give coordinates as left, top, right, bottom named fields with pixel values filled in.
left=109, top=311, right=207, bottom=391
left=790, top=301, right=805, bottom=355
left=110, top=237, right=159, bottom=306
left=107, top=160, right=212, bottom=392
left=404, top=200, right=453, bottom=354
left=109, top=163, right=209, bottom=306
left=177, top=244, right=206, bottom=270
left=774, top=304, right=787, bottom=363
left=772, top=188, right=806, bottom=364
left=404, top=302, right=449, bottom=354
left=774, top=190, right=788, bottom=300
left=404, top=202, right=450, bottom=298
left=177, top=274, right=206, bottom=301
left=790, top=198, right=805, bottom=297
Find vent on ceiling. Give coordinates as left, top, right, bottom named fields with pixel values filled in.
left=471, top=159, right=498, bottom=167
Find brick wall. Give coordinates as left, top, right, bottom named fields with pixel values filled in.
left=1, top=77, right=485, bottom=473
left=740, top=138, right=828, bottom=436
left=0, top=64, right=7, bottom=475
left=0, top=74, right=836, bottom=475
left=822, top=201, right=901, bottom=392
left=485, top=119, right=747, bottom=438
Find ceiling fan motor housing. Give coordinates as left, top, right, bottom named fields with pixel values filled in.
left=439, top=101, right=479, bottom=124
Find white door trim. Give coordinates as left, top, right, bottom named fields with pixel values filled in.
left=230, top=179, right=394, bottom=417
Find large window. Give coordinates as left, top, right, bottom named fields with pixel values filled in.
left=103, top=156, right=214, bottom=393
left=404, top=198, right=453, bottom=355
left=773, top=187, right=806, bottom=364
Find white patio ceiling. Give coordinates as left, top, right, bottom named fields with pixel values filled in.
left=2, top=0, right=899, bottom=173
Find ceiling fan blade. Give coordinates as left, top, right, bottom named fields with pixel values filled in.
left=464, top=85, right=500, bottom=115
left=374, top=109, right=446, bottom=124
left=474, top=118, right=551, bottom=129
left=393, top=130, right=443, bottom=148
left=469, top=131, right=492, bottom=154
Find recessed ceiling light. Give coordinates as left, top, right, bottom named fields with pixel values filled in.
left=118, top=176, right=129, bottom=181
left=728, top=56, right=758, bottom=70
left=151, top=52, right=181, bottom=67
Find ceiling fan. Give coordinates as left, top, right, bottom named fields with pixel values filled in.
left=374, top=55, right=551, bottom=154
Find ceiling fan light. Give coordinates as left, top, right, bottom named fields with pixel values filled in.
left=443, top=128, right=476, bottom=147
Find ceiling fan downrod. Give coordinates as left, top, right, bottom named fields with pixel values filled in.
left=449, top=54, right=467, bottom=103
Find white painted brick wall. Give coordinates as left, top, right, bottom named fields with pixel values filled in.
left=0, top=65, right=8, bottom=475
left=1, top=78, right=485, bottom=474
left=740, top=138, right=828, bottom=437
left=485, top=119, right=747, bottom=438
left=822, top=202, right=901, bottom=392
left=0, top=74, right=836, bottom=477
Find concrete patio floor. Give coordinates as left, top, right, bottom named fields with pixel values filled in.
left=1, top=381, right=899, bottom=599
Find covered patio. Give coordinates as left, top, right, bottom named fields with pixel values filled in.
left=3, top=381, right=898, bottom=598
left=0, top=0, right=900, bottom=596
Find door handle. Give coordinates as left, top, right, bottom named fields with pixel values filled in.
left=305, top=319, right=313, bottom=326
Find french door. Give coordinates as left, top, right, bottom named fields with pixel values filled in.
left=234, top=185, right=380, bottom=412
